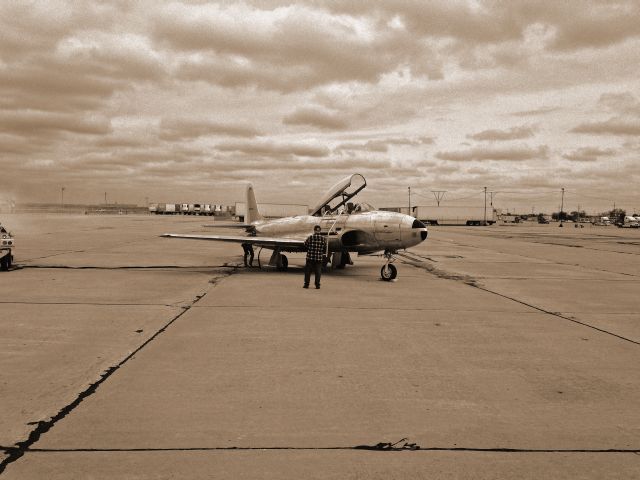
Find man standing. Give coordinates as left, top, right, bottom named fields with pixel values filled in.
left=303, top=224, right=326, bottom=289
left=241, top=243, right=254, bottom=267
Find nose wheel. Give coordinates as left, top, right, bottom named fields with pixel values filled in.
left=380, top=263, right=397, bottom=281
left=380, top=250, right=398, bottom=281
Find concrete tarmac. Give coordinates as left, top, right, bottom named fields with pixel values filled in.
left=1, top=215, right=639, bottom=478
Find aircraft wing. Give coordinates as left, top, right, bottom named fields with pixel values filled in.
left=161, top=233, right=306, bottom=250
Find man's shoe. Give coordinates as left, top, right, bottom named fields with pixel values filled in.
left=315, top=285, right=320, bottom=289
left=303, top=285, right=309, bottom=289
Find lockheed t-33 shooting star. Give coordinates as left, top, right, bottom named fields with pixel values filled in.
left=162, top=174, right=428, bottom=281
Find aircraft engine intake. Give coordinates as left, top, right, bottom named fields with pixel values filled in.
left=340, top=229, right=369, bottom=248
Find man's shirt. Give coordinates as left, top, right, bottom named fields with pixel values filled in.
left=304, top=232, right=326, bottom=261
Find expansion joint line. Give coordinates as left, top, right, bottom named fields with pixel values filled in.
left=19, top=446, right=640, bottom=454
left=470, top=284, right=640, bottom=347
left=405, top=259, right=640, bottom=347
left=0, top=272, right=232, bottom=475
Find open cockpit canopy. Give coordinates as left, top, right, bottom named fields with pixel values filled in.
left=310, top=173, right=367, bottom=216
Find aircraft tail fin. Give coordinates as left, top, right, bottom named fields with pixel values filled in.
left=246, top=184, right=263, bottom=224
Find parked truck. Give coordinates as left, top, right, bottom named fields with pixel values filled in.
left=413, top=206, right=498, bottom=226
left=0, top=223, right=15, bottom=271
left=155, top=203, right=179, bottom=214
left=618, top=215, right=640, bottom=228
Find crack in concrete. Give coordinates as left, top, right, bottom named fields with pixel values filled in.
left=0, top=301, right=182, bottom=306
left=404, top=260, right=640, bottom=346
left=18, top=446, right=640, bottom=454
left=0, top=269, right=235, bottom=475
left=14, top=265, right=230, bottom=271
left=469, top=284, right=640, bottom=347
left=432, top=237, right=640, bottom=278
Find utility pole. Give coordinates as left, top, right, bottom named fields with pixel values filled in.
left=483, top=186, right=487, bottom=226
left=431, top=190, right=446, bottom=207
left=61, top=186, right=65, bottom=212
left=104, top=192, right=107, bottom=205
left=577, top=204, right=581, bottom=223
left=560, top=187, right=565, bottom=227
left=408, top=186, right=411, bottom=215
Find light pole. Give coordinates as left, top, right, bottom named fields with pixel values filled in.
left=408, top=186, right=411, bottom=215
left=61, top=187, right=65, bottom=212
left=560, top=187, right=565, bottom=227
left=483, top=186, right=487, bottom=226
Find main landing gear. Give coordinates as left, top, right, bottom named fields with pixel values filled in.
left=268, top=250, right=288, bottom=271
left=380, top=250, right=397, bottom=281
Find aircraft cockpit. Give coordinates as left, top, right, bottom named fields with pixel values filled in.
left=311, top=173, right=367, bottom=216
left=345, top=202, right=375, bottom=214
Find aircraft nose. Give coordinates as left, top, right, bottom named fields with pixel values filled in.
left=409, top=218, right=428, bottom=242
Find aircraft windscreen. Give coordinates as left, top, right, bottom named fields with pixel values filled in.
left=353, top=202, right=375, bottom=212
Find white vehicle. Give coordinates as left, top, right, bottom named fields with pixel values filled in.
left=163, top=174, right=429, bottom=281
left=622, top=216, right=640, bottom=228
left=414, top=205, right=498, bottom=225
left=0, top=223, right=15, bottom=271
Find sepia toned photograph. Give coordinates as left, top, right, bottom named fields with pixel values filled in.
left=1, top=1, right=639, bottom=478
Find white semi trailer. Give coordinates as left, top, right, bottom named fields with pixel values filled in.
left=413, top=205, right=498, bottom=225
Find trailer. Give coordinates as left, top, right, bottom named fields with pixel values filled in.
left=618, top=216, right=640, bottom=228
left=0, top=223, right=15, bottom=271
left=235, top=202, right=309, bottom=220
left=414, top=205, right=498, bottom=225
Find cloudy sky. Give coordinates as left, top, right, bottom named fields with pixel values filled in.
left=1, top=0, right=639, bottom=213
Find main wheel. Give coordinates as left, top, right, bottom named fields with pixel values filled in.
left=380, top=263, right=397, bottom=281
left=0, top=256, right=8, bottom=271
left=277, top=254, right=288, bottom=271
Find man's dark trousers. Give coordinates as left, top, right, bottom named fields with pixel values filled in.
left=304, top=259, right=322, bottom=287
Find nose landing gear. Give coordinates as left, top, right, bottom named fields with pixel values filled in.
left=380, top=250, right=398, bottom=281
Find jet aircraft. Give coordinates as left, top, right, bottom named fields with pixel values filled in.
left=162, top=173, right=428, bottom=281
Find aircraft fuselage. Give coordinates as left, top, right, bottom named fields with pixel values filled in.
left=254, top=211, right=428, bottom=254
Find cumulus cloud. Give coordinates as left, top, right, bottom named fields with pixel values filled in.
left=597, top=92, right=640, bottom=115
left=546, top=2, right=640, bottom=51
left=283, top=106, right=348, bottom=130
left=468, top=126, right=536, bottom=141
left=153, top=2, right=439, bottom=92
left=435, top=145, right=549, bottom=162
left=562, top=147, right=617, bottom=162
left=571, top=118, right=640, bottom=136
left=216, top=139, right=330, bottom=158
left=160, top=117, right=261, bottom=140
left=510, top=107, right=561, bottom=117
left=336, top=135, right=433, bottom=153
left=0, top=1, right=120, bottom=59
left=0, top=111, right=112, bottom=137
